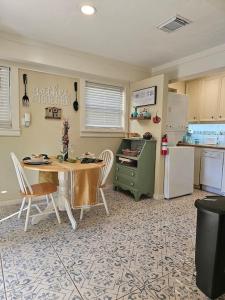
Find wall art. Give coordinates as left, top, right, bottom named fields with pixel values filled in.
left=132, top=86, right=157, bottom=107
left=32, top=85, right=71, bottom=106
left=45, top=107, right=62, bottom=119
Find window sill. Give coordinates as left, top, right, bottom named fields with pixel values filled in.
left=80, top=130, right=125, bottom=138
left=0, top=128, right=20, bottom=136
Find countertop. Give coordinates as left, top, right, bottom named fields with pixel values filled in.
left=177, top=142, right=225, bottom=150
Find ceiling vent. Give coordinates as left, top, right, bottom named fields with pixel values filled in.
left=157, top=15, right=191, bottom=33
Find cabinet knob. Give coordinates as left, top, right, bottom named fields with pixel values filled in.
left=211, top=116, right=214, bottom=119
left=116, top=167, right=119, bottom=171
left=131, top=172, right=134, bottom=176
left=130, top=182, right=134, bottom=186
left=115, top=176, right=118, bottom=180
left=219, top=115, right=222, bottom=118
left=193, top=116, right=196, bottom=120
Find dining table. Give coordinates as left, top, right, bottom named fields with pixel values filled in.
left=23, top=158, right=105, bottom=230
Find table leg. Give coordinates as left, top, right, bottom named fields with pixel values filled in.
left=58, top=171, right=77, bottom=230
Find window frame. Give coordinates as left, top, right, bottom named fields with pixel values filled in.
left=0, top=63, right=20, bottom=136
left=80, top=78, right=128, bottom=137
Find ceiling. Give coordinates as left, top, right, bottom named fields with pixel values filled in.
left=0, top=0, right=225, bottom=68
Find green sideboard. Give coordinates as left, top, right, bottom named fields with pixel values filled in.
left=113, top=138, right=156, bottom=201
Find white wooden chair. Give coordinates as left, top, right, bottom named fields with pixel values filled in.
left=80, top=149, right=114, bottom=220
left=0, top=152, right=61, bottom=231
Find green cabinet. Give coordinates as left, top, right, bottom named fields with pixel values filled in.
left=113, top=138, right=156, bottom=201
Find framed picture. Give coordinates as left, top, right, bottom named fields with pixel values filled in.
left=45, top=107, right=62, bottom=119
left=132, top=86, right=157, bottom=107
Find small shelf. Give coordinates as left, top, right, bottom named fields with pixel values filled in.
left=116, top=154, right=138, bottom=161
left=130, top=116, right=151, bottom=120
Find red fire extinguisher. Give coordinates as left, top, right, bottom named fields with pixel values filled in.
left=161, top=134, right=168, bottom=156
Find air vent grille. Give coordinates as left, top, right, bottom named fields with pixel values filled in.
left=157, top=15, right=191, bottom=33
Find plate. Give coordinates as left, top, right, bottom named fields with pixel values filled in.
left=24, top=160, right=51, bottom=165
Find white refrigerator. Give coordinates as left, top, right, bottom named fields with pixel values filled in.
left=164, top=146, right=194, bottom=199
left=164, top=92, right=194, bottom=199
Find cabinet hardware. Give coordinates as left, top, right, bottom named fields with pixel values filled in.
left=131, top=172, right=135, bottom=176
left=130, top=182, right=134, bottom=186
left=115, top=176, right=118, bottom=180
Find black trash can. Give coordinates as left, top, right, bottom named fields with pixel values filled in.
left=195, top=196, right=225, bottom=299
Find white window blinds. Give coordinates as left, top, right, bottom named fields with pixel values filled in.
left=84, top=81, right=124, bottom=130
left=0, top=67, right=11, bottom=128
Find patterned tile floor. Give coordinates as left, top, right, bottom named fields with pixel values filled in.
left=0, top=189, right=225, bottom=300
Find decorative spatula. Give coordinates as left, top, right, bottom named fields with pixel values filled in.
left=22, top=74, right=29, bottom=106
left=73, top=82, right=78, bottom=111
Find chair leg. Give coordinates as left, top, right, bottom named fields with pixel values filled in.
left=18, top=197, right=26, bottom=219
left=50, top=194, right=61, bottom=224
left=33, top=204, right=42, bottom=213
left=100, top=188, right=109, bottom=216
left=80, top=207, right=84, bottom=220
left=24, top=198, right=31, bottom=232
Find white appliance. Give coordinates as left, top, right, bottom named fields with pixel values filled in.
left=166, top=92, right=188, bottom=145
left=164, top=146, right=194, bottom=199
left=200, top=149, right=224, bottom=191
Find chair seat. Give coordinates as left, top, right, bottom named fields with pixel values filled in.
left=21, top=182, right=57, bottom=197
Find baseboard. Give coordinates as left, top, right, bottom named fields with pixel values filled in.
left=0, top=198, right=22, bottom=207
left=153, top=193, right=165, bottom=200
left=104, top=184, right=113, bottom=190
left=0, top=195, right=45, bottom=207
left=0, top=186, right=114, bottom=208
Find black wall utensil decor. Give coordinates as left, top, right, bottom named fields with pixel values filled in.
left=73, top=82, right=79, bottom=111
left=22, top=74, right=29, bottom=106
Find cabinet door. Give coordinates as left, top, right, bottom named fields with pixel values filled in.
left=218, top=75, right=225, bottom=121
left=194, top=147, right=201, bottom=186
left=221, top=152, right=225, bottom=194
left=200, top=150, right=223, bottom=189
left=186, top=80, right=202, bottom=122
left=200, top=77, right=220, bottom=121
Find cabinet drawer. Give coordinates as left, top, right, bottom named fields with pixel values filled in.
left=114, top=173, right=137, bottom=188
left=115, top=164, right=137, bottom=178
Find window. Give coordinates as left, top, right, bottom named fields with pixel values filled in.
left=0, top=65, right=19, bottom=136
left=84, top=81, right=125, bottom=133
left=0, top=67, right=11, bottom=129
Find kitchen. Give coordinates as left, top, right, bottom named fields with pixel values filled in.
left=168, top=71, right=225, bottom=197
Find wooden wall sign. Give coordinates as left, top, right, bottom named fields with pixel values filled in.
left=32, top=85, right=71, bottom=106
left=45, top=107, right=62, bottom=119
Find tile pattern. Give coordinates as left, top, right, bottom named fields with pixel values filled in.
left=0, top=189, right=225, bottom=299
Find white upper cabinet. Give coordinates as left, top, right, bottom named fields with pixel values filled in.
left=186, top=79, right=202, bottom=122
left=200, top=77, right=220, bottom=121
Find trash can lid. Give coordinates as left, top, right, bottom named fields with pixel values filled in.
left=195, top=196, right=225, bottom=214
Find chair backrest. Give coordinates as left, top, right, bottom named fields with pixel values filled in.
left=98, top=149, right=114, bottom=186
left=10, top=152, right=33, bottom=195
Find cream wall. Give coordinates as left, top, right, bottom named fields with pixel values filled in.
left=168, top=81, right=186, bottom=94
left=0, top=33, right=150, bottom=203
left=152, top=43, right=225, bottom=81
left=0, top=67, right=141, bottom=203
left=130, top=74, right=168, bottom=199
left=0, top=32, right=150, bottom=82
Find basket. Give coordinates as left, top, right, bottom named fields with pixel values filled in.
left=122, top=149, right=139, bottom=157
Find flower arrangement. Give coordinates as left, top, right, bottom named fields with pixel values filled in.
left=62, top=119, right=70, bottom=161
